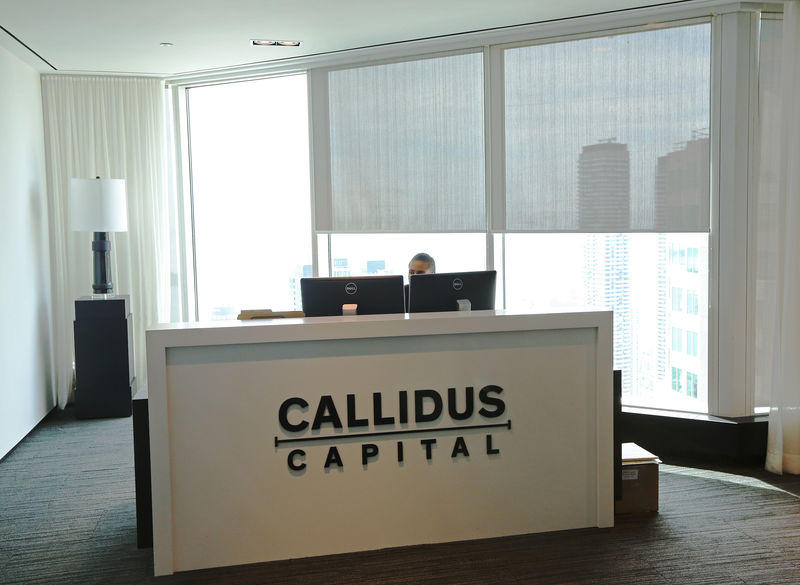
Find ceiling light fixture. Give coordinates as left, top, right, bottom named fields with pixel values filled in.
left=251, top=39, right=301, bottom=47
left=159, top=42, right=174, bottom=47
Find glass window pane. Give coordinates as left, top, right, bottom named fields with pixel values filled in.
left=504, top=24, right=711, bottom=232
left=328, top=234, right=486, bottom=282
left=503, top=232, right=708, bottom=413
left=188, top=75, right=312, bottom=320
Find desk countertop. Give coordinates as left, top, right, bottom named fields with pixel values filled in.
left=146, top=308, right=611, bottom=348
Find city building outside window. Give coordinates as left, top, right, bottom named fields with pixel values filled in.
left=687, top=330, right=699, bottom=357
left=687, top=290, right=699, bottom=315
left=672, top=327, right=683, bottom=352
left=686, top=371, right=699, bottom=398
left=687, top=247, right=700, bottom=273
left=672, top=367, right=683, bottom=392
left=180, top=21, right=711, bottom=414
left=672, top=287, right=683, bottom=311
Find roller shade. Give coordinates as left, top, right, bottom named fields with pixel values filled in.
left=503, top=24, right=711, bottom=232
left=317, top=52, right=486, bottom=232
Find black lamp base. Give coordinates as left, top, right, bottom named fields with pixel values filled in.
left=92, top=231, right=113, bottom=295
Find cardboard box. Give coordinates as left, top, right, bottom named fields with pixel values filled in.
left=615, top=442, right=660, bottom=514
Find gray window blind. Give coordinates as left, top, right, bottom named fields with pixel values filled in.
left=321, top=52, right=486, bottom=232
left=503, top=24, right=711, bottom=232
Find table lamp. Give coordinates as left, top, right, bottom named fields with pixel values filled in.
left=70, top=177, right=128, bottom=295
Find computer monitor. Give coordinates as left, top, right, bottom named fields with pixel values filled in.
left=300, top=275, right=405, bottom=317
left=408, top=270, right=497, bottom=313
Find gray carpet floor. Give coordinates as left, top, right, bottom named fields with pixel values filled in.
left=1, top=407, right=800, bottom=584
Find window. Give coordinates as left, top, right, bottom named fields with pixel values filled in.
left=687, top=330, right=699, bottom=357
left=672, top=287, right=683, bottom=311
left=328, top=234, right=486, bottom=280
left=501, top=24, right=710, bottom=409
left=178, top=20, right=712, bottom=414
left=687, top=290, right=699, bottom=315
left=669, top=244, right=679, bottom=264
left=672, top=367, right=683, bottom=392
left=504, top=232, right=707, bottom=408
left=686, top=372, right=699, bottom=398
left=672, top=327, right=683, bottom=351
left=505, top=233, right=636, bottom=392
left=687, top=247, right=700, bottom=272
left=186, top=75, right=312, bottom=319
left=669, top=244, right=690, bottom=265
left=332, top=257, right=351, bottom=277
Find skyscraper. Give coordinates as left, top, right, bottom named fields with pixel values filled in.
left=366, top=260, right=386, bottom=274
left=332, top=257, right=351, bottom=276
left=289, top=264, right=314, bottom=311
left=654, top=131, right=710, bottom=230
left=578, top=139, right=630, bottom=231
left=579, top=139, right=633, bottom=394
left=656, top=133, right=710, bottom=407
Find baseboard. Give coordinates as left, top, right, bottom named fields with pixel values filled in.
left=0, top=405, right=57, bottom=464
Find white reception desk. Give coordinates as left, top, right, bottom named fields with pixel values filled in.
left=146, top=309, right=614, bottom=576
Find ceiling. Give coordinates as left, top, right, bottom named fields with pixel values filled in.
left=1, top=0, right=691, bottom=77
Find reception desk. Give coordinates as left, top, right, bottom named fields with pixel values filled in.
left=146, top=309, right=613, bottom=576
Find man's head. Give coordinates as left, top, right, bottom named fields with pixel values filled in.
left=408, top=252, right=436, bottom=276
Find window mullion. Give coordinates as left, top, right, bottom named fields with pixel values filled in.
left=711, top=10, right=760, bottom=417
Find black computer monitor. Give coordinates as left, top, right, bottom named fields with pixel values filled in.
left=408, top=270, right=497, bottom=313
left=300, top=275, right=405, bottom=317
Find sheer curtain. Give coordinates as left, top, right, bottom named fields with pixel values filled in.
left=756, top=1, right=800, bottom=474
left=42, top=75, right=171, bottom=408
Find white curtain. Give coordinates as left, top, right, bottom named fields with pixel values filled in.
left=42, top=75, right=171, bottom=408
left=756, top=1, right=800, bottom=474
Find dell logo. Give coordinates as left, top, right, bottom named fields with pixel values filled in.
left=345, top=282, right=358, bottom=295
left=452, top=278, right=464, bottom=291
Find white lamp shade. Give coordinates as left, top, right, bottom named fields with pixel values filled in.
left=70, top=177, right=128, bottom=232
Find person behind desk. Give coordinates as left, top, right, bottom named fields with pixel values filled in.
left=405, top=252, right=435, bottom=311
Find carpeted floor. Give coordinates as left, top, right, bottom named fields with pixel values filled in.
left=1, top=407, right=799, bottom=584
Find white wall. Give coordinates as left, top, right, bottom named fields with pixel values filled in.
left=0, top=43, right=55, bottom=459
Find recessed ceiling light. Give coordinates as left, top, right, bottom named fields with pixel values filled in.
left=251, top=39, right=301, bottom=47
